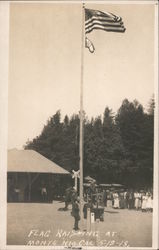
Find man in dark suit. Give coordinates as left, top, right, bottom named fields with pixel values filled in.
left=71, top=198, right=80, bottom=230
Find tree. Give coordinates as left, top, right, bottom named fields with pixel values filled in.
left=25, top=98, right=154, bottom=188
left=83, top=107, right=124, bottom=183
left=147, top=95, right=155, bottom=116
left=115, top=99, right=154, bottom=187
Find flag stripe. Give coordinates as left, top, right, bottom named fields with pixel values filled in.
left=86, top=18, right=123, bottom=27
left=86, top=20, right=124, bottom=30
left=86, top=26, right=126, bottom=34
left=85, top=16, right=119, bottom=24
left=86, top=22, right=125, bottom=34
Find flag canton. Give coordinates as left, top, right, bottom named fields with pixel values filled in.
left=85, top=8, right=119, bottom=22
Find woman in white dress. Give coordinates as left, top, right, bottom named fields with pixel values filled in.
left=134, top=191, right=140, bottom=210
left=146, top=192, right=152, bottom=212
left=141, top=192, right=148, bottom=212
left=138, top=192, right=142, bottom=209
left=113, top=192, right=119, bottom=209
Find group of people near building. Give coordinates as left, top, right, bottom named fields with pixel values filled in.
left=102, top=189, right=153, bottom=212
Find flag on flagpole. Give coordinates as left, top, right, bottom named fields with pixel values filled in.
left=85, top=8, right=126, bottom=53
left=85, top=8, right=126, bottom=34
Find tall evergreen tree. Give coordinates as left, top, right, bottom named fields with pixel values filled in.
left=115, top=99, right=154, bottom=187
left=25, top=98, right=154, bottom=188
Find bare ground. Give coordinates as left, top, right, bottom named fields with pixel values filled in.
left=7, top=201, right=152, bottom=247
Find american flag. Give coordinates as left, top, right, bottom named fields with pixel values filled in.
left=85, top=8, right=126, bottom=34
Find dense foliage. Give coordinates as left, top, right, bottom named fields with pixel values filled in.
left=25, top=98, right=154, bottom=188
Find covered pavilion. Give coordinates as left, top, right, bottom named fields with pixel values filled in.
left=7, top=149, right=71, bottom=202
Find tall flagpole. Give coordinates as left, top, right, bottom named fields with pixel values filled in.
left=79, top=2, right=85, bottom=219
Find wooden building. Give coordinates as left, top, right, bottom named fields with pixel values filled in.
left=7, top=149, right=71, bottom=202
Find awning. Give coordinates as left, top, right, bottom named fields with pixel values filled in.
left=84, top=176, right=96, bottom=182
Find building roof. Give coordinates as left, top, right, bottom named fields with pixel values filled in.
left=8, top=149, right=70, bottom=174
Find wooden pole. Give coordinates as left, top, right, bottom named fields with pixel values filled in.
left=79, top=2, right=85, bottom=219
left=28, top=173, right=31, bottom=202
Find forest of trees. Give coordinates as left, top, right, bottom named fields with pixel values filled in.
left=25, top=97, right=154, bottom=188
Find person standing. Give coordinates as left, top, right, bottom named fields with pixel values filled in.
left=14, top=184, right=20, bottom=202
left=40, top=181, right=47, bottom=202
left=90, top=181, right=96, bottom=204
left=119, top=190, right=125, bottom=209
left=134, top=191, right=140, bottom=210
left=138, top=191, right=142, bottom=210
left=113, top=192, right=119, bottom=209
left=111, top=191, right=114, bottom=207
left=146, top=192, right=152, bottom=212
left=128, top=190, right=134, bottom=209
left=83, top=198, right=93, bottom=219
left=64, top=186, right=72, bottom=210
left=150, top=193, right=153, bottom=212
left=125, top=190, right=130, bottom=209
left=72, top=198, right=80, bottom=231
left=71, top=187, right=78, bottom=203
left=123, top=190, right=128, bottom=208
left=141, top=192, right=147, bottom=212
left=102, top=189, right=107, bottom=207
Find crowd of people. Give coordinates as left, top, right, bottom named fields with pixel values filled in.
left=111, top=190, right=153, bottom=212
left=63, top=185, right=153, bottom=231
left=86, top=188, right=153, bottom=212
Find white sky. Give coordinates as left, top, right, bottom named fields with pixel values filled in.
left=8, top=2, right=155, bottom=149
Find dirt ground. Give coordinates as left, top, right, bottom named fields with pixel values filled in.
left=7, top=201, right=152, bottom=247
